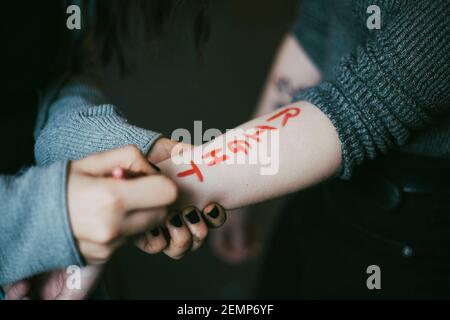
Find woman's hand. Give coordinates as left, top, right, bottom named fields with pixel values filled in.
left=5, top=145, right=176, bottom=300
left=68, top=145, right=177, bottom=264
left=136, top=204, right=226, bottom=259
left=142, top=138, right=228, bottom=259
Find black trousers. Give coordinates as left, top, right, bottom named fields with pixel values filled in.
left=257, top=153, right=450, bottom=299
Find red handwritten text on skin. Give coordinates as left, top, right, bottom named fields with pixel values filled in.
left=266, top=107, right=301, bottom=127
left=176, top=161, right=204, bottom=182
left=202, top=148, right=229, bottom=166
left=175, top=106, right=302, bottom=183
left=244, top=125, right=277, bottom=142
left=228, top=139, right=252, bottom=155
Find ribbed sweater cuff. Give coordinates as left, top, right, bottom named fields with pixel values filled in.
left=35, top=83, right=162, bottom=166
left=55, top=84, right=163, bottom=156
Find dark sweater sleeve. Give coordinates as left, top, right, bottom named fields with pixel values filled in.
left=291, top=0, right=329, bottom=71
left=293, top=0, right=450, bottom=179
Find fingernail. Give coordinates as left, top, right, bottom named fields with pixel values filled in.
left=150, top=228, right=160, bottom=237
left=170, top=215, right=183, bottom=228
left=148, top=161, right=161, bottom=173
left=208, top=206, right=220, bottom=219
left=185, top=209, right=200, bottom=224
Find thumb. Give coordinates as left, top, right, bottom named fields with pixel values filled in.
left=148, top=138, right=193, bottom=164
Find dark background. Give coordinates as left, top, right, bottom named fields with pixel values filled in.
left=101, top=0, right=298, bottom=299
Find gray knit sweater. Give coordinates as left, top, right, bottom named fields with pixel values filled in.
left=1, top=0, right=449, bottom=292
left=292, top=0, right=450, bottom=178
left=0, top=82, right=161, bottom=287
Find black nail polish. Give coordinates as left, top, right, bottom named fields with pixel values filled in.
left=208, top=206, right=220, bottom=219
left=148, top=161, right=161, bottom=173
left=185, top=209, right=200, bottom=224
left=150, top=228, right=160, bottom=237
left=170, top=215, right=183, bottom=228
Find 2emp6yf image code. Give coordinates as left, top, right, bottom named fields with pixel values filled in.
left=176, top=304, right=275, bottom=318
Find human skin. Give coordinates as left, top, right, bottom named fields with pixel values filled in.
left=212, top=34, right=323, bottom=263
left=143, top=138, right=227, bottom=259
left=5, top=101, right=338, bottom=299
left=5, top=36, right=328, bottom=300
left=153, top=35, right=330, bottom=212
left=158, top=101, right=341, bottom=212
left=5, top=145, right=176, bottom=300
left=254, top=34, right=322, bottom=118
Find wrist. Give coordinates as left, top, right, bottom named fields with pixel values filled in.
left=158, top=157, right=212, bottom=210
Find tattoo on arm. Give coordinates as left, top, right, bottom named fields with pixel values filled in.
left=274, top=77, right=301, bottom=110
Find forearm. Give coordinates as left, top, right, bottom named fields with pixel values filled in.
left=254, top=34, right=321, bottom=117
left=159, top=101, right=341, bottom=210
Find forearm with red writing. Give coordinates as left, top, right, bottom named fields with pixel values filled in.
left=158, top=101, right=342, bottom=210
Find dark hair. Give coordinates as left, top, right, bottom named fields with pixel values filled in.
left=81, top=0, right=210, bottom=73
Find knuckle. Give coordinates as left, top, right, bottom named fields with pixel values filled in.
left=172, top=235, right=192, bottom=252
left=165, top=251, right=184, bottom=260
left=95, top=223, right=120, bottom=244
left=194, top=227, right=208, bottom=243
left=147, top=239, right=168, bottom=254
left=137, top=233, right=168, bottom=254
left=125, top=145, right=141, bottom=157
